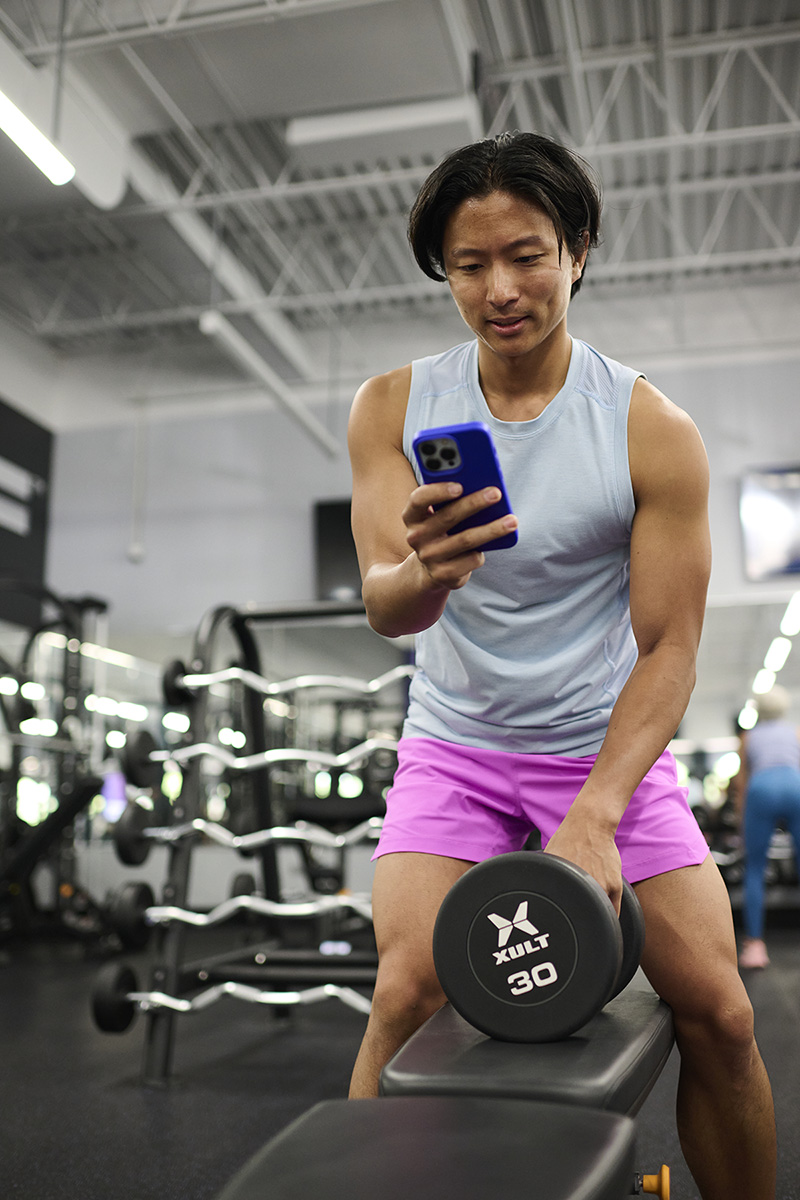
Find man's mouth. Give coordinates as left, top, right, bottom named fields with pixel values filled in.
left=488, top=316, right=527, bottom=333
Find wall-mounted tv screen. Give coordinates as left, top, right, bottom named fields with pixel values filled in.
left=739, top=467, right=800, bottom=582
left=314, top=498, right=362, bottom=602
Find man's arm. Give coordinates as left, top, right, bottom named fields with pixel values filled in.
left=348, top=369, right=518, bottom=638
left=545, top=377, right=712, bottom=906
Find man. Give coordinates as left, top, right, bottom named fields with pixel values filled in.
left=347, top=132, right=775, bottom=1199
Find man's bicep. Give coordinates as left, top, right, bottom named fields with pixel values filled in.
left=628, top=402, right=711, bottom=658
left=348, top=373, right=416, bottom=580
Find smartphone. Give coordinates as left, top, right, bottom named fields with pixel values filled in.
left=412, top=421, right=518, bottom=551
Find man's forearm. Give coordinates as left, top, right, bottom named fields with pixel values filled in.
left=362, top=554, right=451, bottom=638
left=570, top=642, right=697, bottom=828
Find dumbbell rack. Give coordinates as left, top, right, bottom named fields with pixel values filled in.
left=110, top=601, right=409, bottom=1085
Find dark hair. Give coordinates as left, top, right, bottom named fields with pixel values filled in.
left=408, top=131, right=601, bottom=296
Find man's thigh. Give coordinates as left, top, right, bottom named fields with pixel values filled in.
left=635, top=854, right=744, bottom=1018
left=370, top=851, right=474, bottom=967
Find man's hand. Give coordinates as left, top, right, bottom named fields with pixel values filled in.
left=403, top=481, right=518, bottom=591
left=543, top=808, right=623, bottom=914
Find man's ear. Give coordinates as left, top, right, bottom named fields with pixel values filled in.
left=572, top=231, right=590, bottom=280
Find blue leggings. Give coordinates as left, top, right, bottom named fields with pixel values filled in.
left=743, top=765, right=800, bottom=938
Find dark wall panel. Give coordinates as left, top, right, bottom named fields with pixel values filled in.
left=0, top=397, right=52, bottom=628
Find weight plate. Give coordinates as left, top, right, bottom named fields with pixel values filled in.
left=122, top=730, right=162, bottom=791
left=609, top=879, right=646, bottom=1001
left=162, top=658, right=192, bottom=708
left=112, top=802, right=152, bottom=866
left=433, top=852, right=622, bottom=1042
left=109, top=881, right=155, bottom=950
left=92, top=962, right=139, bottom=1033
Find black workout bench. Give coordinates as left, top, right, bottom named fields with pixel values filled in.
left=382, top=969, right=673, bottom=1116
left=214, top=972, right=674, bottom=1199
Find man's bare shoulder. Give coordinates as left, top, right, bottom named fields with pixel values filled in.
left=629, top=376, right=703, bottom=440
left=353, top=363, right=413, bottom=407
left=628, top=376, right=709, bottom=504
left=349, top=364, right=413, bottom=451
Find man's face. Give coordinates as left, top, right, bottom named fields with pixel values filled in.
left=441, top=190, right=586, bottom=363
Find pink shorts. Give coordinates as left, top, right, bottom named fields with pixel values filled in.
left=374, top=737, right=709, bottom=884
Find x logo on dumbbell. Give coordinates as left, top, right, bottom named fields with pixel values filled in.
left=487, top=900, right=539, bottom=946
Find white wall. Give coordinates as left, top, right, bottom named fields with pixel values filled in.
left=46, top=399, right=356, bottom=663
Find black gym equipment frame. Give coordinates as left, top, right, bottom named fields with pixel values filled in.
left=137, top=601, right=380, bottom=1086
left=0, top=581, right=112, bottom=943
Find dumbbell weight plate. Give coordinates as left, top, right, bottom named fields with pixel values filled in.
left=162, top=658, right=193, bottom=708
left=121, top=730, right=162, bottom=791
left=112, top=801, right=152, bottom=866
left=108, top=881, right=155, bottom=950
left=433, top=852, right=623, bottom=1043
left=92, top=962, right=139, bottom=1033
left=610, top=879, right=646, bottom=1001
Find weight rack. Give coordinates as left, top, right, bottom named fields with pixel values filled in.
left=104, top=601, right=408, bottom=1085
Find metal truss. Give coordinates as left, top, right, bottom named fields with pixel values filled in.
left=0, top=0, right=798, bottom=347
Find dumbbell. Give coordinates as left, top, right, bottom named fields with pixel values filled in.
left=121, top=729, right=163, bottom=791
left=432, top=851, right=645, bottom=1043
left=106, top=880, right=155, bottom=949
left=112, top=801, right=153, bottom=865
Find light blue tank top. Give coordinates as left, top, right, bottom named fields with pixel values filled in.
left=402, top=337, right=641, bottom=755
left=746, top=720, right=800, bottom=775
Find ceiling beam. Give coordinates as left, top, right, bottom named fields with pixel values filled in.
left=21, top=0, right=398, bottom=59
left=32, top=245, right=800, bottom=339
left=488, top=20, right=800, bottom=85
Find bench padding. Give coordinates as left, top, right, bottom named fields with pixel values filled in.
left=381, top=972, right=674, bottom=1116
left=215, top=1096, right=636, bottom=1200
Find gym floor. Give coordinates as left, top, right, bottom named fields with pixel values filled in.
left=1, top=918, right=799, bottom=1200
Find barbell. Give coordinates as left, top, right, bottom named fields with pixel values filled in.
left=433, top=852, right=646, bottom=1043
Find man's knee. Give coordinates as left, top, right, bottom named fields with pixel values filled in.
left=674, top=984, right=757, bottom=1077
left=371, top=955, right=446, bottom=1033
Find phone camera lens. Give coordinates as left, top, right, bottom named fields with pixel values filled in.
left=440, top=447, right=457, bottom=462
left=419, top=442, right=436, bottom=456
left=427, top=457, right=442, bottom=471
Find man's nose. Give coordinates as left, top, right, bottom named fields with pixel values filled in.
left=486, top=264, right=520, bottom=306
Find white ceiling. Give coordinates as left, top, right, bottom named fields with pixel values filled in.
left=0, top=0, right=799, bottom=740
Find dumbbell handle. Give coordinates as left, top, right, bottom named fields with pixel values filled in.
left=633, top=1164, right=670, bottom=1198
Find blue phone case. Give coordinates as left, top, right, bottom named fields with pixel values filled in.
left=412, top=421, right=518, bottom=551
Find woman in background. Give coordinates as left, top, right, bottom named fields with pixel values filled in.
left=737, top=685, right=800, bottom=969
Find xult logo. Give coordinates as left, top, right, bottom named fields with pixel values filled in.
left=487, top=901, right=551, bottom=966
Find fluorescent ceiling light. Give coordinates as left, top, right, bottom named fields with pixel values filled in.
left=780, top=592, right=800, bottom=637
left=738, top=702, right=758, bottom=730
left=752, top=668, right=776, bottom=695
left=763, top=636, right=792, bottom=673
left=0, top=86, right=75, bottom=185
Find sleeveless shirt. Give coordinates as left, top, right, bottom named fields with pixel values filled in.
left=401, top=337, right=642, bottom=756
left=746, top=719, right=800, bottom=776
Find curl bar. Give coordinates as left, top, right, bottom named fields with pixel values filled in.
left=150, top=735, right=399, bottom=775
left=92, top=963, right=372, bottom=1033
left=173, top=662, right=414, bottom=700
left=114, top=811, right=382, bottom=866
left=133, top=980, right=373, bottom=1016
left=149, top=815, right=383, bottom=850
left=145, top=890, right=373, bottom=929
